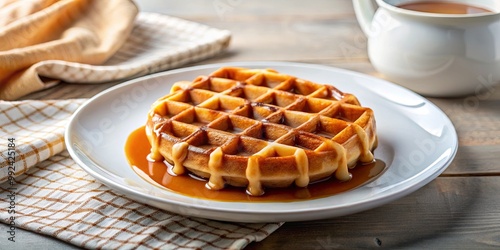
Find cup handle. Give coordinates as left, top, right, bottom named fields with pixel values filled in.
left=352, top=0, right=378, bottom=36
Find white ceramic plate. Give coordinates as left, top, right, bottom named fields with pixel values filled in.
left=65, top=62, right=458, bottom=223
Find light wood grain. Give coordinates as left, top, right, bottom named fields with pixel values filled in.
left=11, top=0, right=500, bottom=249
left=248, top=177, right=500, bottom=249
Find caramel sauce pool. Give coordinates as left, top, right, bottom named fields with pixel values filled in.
left=125, top=126, right=386, bottom=202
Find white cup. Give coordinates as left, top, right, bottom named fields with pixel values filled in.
left=353, top=0, right=500, bottom=97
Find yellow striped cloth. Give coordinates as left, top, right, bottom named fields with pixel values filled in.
left=0, top=0, right=231, bottom=100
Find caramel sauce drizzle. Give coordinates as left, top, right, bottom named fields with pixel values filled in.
left=207, top=147, right=224, bottom=190
left=246, top=155, right=264, bottom=196
left=294, top=148, right=309, bottom=187
left=317, top=139, right=351, bottom=181
left=352, top=123, right=374, bottom=162
left=126, top=126, right=385, bottom=202
left=245, top=142, right=312, bottom=196
left=171, top=142, right=189, bottom=175
left=147, top=123, right=164, bottom=161
left=147, top=120, right=374, bottom=195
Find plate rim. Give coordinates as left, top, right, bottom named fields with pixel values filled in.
left=65, top=61, right=459, bottom=222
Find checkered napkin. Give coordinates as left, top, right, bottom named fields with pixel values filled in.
left=0, top=100, right=283, bottom=249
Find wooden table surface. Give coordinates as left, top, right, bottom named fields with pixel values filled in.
left=10, top=0, right=500, bottom=249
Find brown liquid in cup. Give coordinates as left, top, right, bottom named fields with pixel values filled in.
left=398, top=1, right=493, bottom=14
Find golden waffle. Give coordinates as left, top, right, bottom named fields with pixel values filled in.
left=145, top=67, right=377, bottom=196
